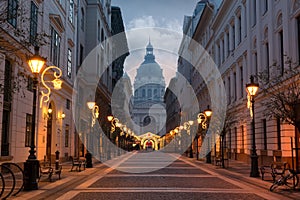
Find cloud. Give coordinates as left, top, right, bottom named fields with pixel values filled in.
left=128, top=16, right=157, bottom=29
left=123, top=28, right=182, bottom=88
left=124, top=16, right=184, bottom=88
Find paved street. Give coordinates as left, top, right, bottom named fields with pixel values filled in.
left=12, top=151, right=298, bottom=200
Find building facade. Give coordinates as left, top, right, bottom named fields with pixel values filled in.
left=0, top=0, right=128, bottom=164
left=0, top=0, right=78, bottom=163
left=181, top=0, right=300, bottom=170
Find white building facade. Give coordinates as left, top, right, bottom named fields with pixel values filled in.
left=183, top=0, right=300, bottom=169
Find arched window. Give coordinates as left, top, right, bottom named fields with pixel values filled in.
left=148, top=89, right=152, bottom=99
left=154, top=89, right=157, bottom=98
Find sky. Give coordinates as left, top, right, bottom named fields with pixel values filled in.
left=111, top=0, right=199, bottom=87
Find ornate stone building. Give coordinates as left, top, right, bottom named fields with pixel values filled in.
left=179, top=0, right=300, bottom=171
left=133, top=41, right=166, bottom=136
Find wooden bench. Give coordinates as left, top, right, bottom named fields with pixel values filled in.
left=39, top=164, right=53, bottom=181
left=39, top=162, right=62, bottom=182
left=70, top=156, right=84, bottom=172
left=215, top=157, right=222, bottom=166
left=53, top=165, right=62, bottom=180
left=260, top=165, right=274, bottom=181
left=260, top=162, right=289, bottom=181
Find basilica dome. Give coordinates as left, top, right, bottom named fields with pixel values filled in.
left=134, top=41, right=165, bottom=90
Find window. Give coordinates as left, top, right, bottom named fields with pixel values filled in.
left=221, top=38, right=225, bottom=63
left=262, top=0, right=268, bottom=15
left=238, top=15, right=242, bottom=44
left=217, top=44, right=221, bottom=65
left=66, top=99, right=71, bottom=109
left=233, top=72, right=237, bottom=101
left=240, top=66, right=243, bottom=98
left=263, top=119, right=267, bottom=150
left=254, top=52, right=258, bottom=78
left=1, top=60, right=12, bottom=156
left=30, top=1, right=38, bottom=45
left=98, top=21, right=100, bottom=41
left=232, top=24, right=235, bottom=50
left=69, top=0, right=74, bottom=23
left=81, top=8, right=85, bottom=31
left=101, top=29, right=104, bottom=43
left=241, top=125, right=244, bottom=149
left=25, top=114, right=32, bottom=147
left=278, top=30, right=284, bottom=75
left=27, top=76, right=33, bottom=92
left=50, top=27, right=61, bottom=66
left=252, top=0, right=257, bottom=26
left=226, top=31, right=230, bottom=57
left=79, top=44, right=84, bottom=65
left=65, top=124, right=69, bottom=147
left=142, top=89, right=145, bottom=98
left=234, top=127, right=237, bottom=149
left=7, top=0, right=18, bottom=27
left=265, top=42, right=270, bottom=80
left=3, top=60, right=12, bottom=102
left=67, top=49, right=72, bottom=78
left=147, top=89, right=152, bottom=98
left=227, top=76, right=231, bottom=104
left=276, top=118, right=281, bottom=150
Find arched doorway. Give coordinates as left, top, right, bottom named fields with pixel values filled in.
left=46, top=104, right=53, bottom=162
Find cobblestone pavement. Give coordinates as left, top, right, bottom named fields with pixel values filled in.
left=11, top=152, right=298, bottom=200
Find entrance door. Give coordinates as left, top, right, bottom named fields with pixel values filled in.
left=46, top=112, right=52, bottom=162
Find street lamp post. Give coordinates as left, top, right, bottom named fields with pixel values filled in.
left=24, top=46, right=63, bottom=190
left=107, top=116, right=120, bottom=159
left=246, top=75, right=260, bottom=177
left=86, top=101, right=99, bottom=167
left=183, top=121, right=194, bottom=158
left=197, top=106, right=212, bottom=161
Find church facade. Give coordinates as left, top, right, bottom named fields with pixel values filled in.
left=133, top=41, right=166, bottom=136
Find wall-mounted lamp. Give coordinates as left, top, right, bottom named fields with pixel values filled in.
left=87, top=101, right=99, bottom=127
left=197, top=105, right=212, bottom=129
left=58, top=112, right=65, bottom=120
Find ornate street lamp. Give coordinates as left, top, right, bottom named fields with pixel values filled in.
left=196, top=106, right=213, bottom=160
left=86, top=101, right=99, bottom=167
left=183, top=120, right=194, bottom=158
left=24, top=46, right=62, bottom=190
left=107, top=116, right=119, bottom=159
left=87, top=101, right=99, bottom=127
left=246, top=75, right=259, bottom=177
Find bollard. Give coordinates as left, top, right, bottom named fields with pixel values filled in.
left=55, top=150, right=60, bottom=170
left=85, top=151, right=93, bottom=168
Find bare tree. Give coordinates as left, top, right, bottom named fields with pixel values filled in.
left=0, top=0, right=49, bottom=55
left=257, top=56, right=300, bottom=132
left=0, top=0, right=50, bottom=98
